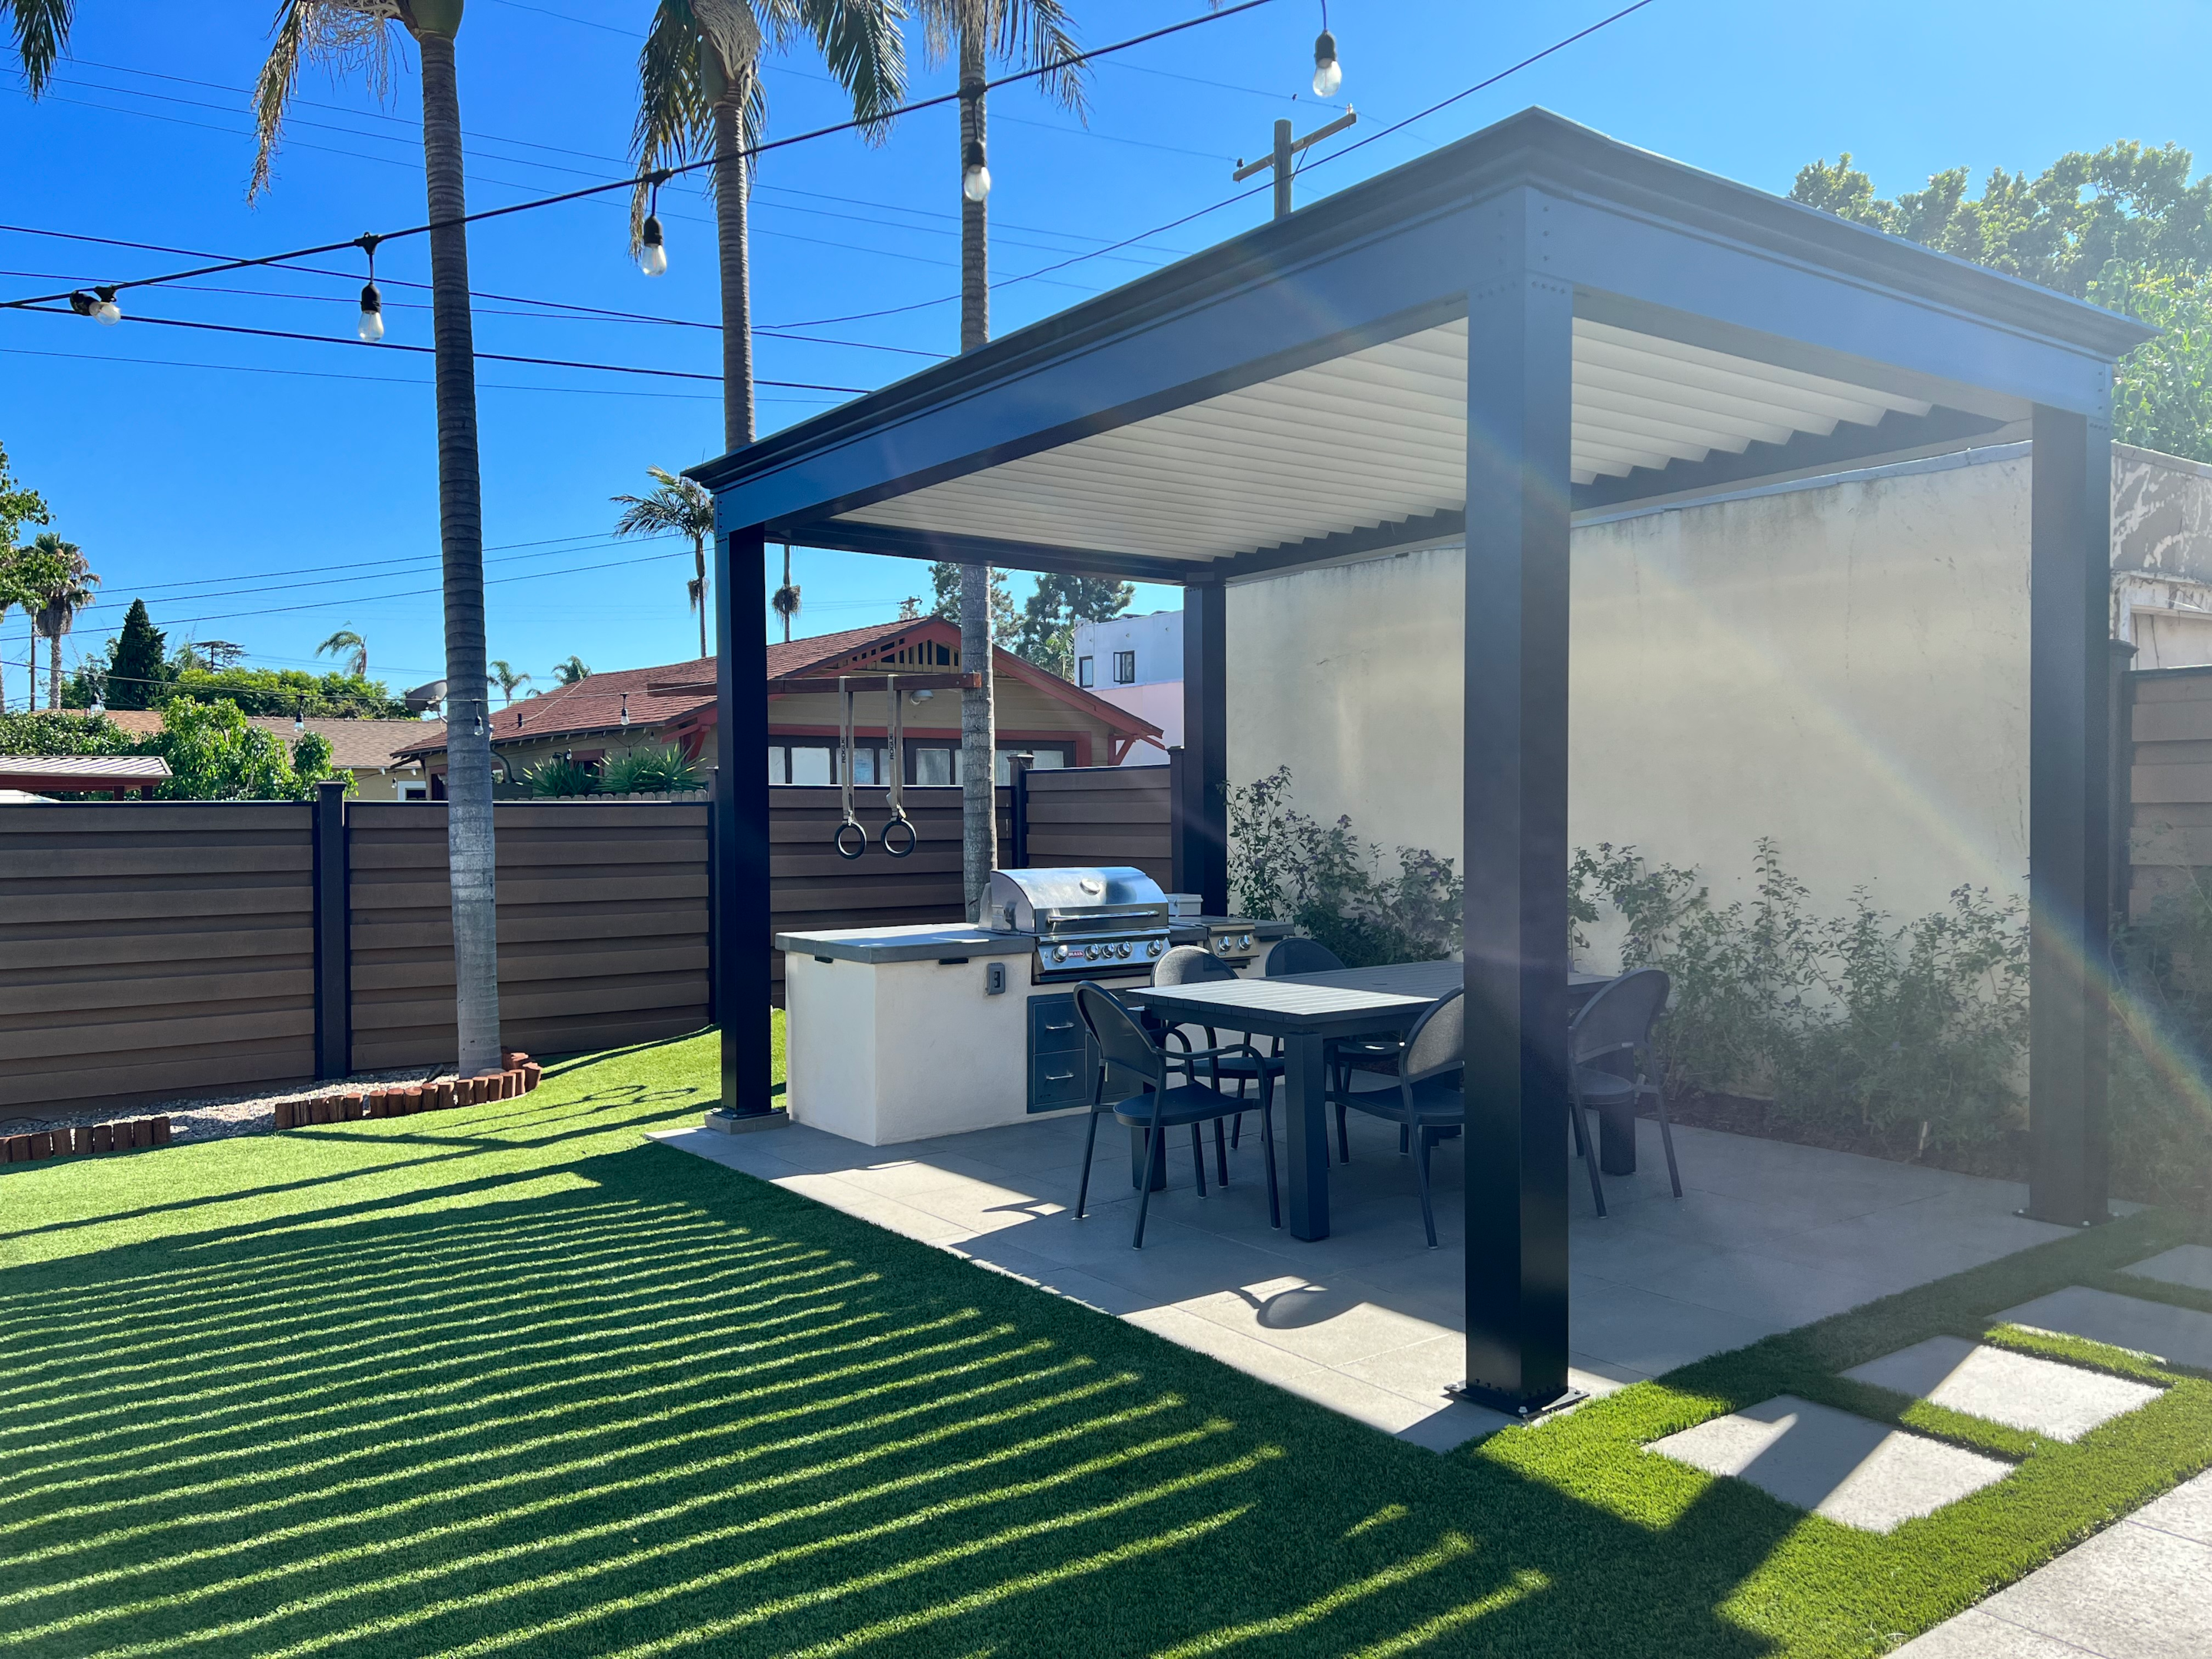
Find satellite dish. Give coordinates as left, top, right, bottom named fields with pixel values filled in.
left=405, top=678, right=449, bottom=714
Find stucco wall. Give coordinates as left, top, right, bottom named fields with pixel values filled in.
left=1225, top=452, right=2037, bottom=928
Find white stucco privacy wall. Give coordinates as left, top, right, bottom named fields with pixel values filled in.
left=1225, top=449, right=2039, bottom=932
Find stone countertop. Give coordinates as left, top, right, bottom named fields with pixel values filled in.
left=773, top=925, right=1035, bottom=965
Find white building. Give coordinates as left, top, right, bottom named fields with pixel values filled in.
left=1072, top=609, right=1181, bottom=763
left=1225, top=440, right=2212, bottom=931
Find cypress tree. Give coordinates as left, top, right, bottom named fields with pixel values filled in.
left=104, top=600, right=167, bottom=710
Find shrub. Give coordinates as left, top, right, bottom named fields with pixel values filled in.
left=0, top=710, right=134, bottom=756
left=525, top=756, right=598, bottom=797
left=597, top=746, right=704, bottom=795
left=1573, top=839, right=2029, bottom=1151
left=2111, top=876, right=2212, bottom=1211
left=151, top=699, right=345, bottom=801
left=1225, top=766, right=1463, bottom=967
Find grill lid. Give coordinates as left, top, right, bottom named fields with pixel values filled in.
left=986, top=866, right=1167, bottom=934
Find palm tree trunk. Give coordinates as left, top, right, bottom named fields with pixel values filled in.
left=48, top=625, right=61, bottom=710
left=713, top=98, right=756, bottom=454
left=419, top=28, right=502, bottom=1078
left=697, top=536, right=710, bottom=658
left=957, top=26, right=997, bottom=906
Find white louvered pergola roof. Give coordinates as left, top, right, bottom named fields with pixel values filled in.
left=833, top=318, right=1938, bottom=565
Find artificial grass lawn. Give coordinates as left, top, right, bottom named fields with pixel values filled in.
left=2, top=1025, right=2209, bottom=1659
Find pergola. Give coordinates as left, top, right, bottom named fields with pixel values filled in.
left=691, top=109, right=2150, bottom=1416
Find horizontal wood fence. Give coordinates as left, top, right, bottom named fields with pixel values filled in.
left=2128, top=665, right=2212, bottom=919
left=0, top=768, right=1174, bottom=1117
left=0, top=803, right=317, bottom=1115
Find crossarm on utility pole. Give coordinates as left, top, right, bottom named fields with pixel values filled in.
left=1233, top=109, right=1356, bottom=220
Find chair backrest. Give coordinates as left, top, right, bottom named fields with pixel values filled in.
left=1263, top=935, right=1345, bottom=976
left=1569, top=968, right=1671, bottom=1065
left=1153, top=944, right=1237, bottom=986
left=1073, top=981, right=1166, bottom=1091
left=1401, top=988, right=1465, bottom=1085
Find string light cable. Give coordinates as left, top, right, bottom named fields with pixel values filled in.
left=0, top=1, right=1280, bottom=325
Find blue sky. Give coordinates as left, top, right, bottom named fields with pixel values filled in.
left=6, top=0, right=2212, bottom=701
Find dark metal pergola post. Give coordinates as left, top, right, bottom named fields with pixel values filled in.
left=1181, top=581, right=1229, bottom=915
left=1457, top=197, right=1577, bottom=1415
left=2026, top=404, right=2115, bottom=1224
left=714, top=522, right=777, bottom=1122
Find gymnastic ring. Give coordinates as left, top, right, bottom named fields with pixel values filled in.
left=833, top=820, right=868, bottom=860
left=880, top=816, right=918, bottom=858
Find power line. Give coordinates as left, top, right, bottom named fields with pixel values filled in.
left=10, top=302, right=871, bottom=389
left=0, top=2, right=1275, bottom=315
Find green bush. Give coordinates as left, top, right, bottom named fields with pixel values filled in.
left=0, top=710, right=134, bottom=757
left=150, top=699, right=346, bottom=801
left=2111, top=877, right=2212, bottom=1211
left=525, top=756, right=599, bottom=797
left=1225, top=766, right=1462, bottom=968
left=596, top=746, right=704, bottom=795
left=1573, top=840, right=2031, bottom=1151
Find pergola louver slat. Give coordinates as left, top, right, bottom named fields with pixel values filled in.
left=694, top=108, right=2151, bottom=1417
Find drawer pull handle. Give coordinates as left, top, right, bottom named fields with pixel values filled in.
left=1041, top=1020, right=1076, bottom=1032
left=1043, top=1071, right=1076, bottom=1084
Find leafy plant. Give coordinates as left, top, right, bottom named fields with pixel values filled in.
left=149, top=699, right=344, bottom=802
left=1574, top=839, right=2030, bottom=1151
left=1225, top=767, right=1464, bottom=968
left=597, top=746, right=704, bottom=796
left=2110, top=876, right=2212, bottom=1211
left=525, top=756, right=598, bottom=797
left=0, top=709, right=134, bottom=757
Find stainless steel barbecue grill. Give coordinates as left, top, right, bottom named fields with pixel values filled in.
left=985, top=866, right=1172, bottom=982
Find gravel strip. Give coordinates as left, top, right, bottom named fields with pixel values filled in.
left=3, top=1068, right=470, bottom=1145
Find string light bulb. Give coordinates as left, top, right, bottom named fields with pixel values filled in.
left=962, top=139, right=992, bottom=204
left=71, top=286, right=122, bottom=324
left=638, top=177, right=668, bottom=276
left=356, top=234, right=385, bottom=342
left=1312, top=27, right=1342, bottom=98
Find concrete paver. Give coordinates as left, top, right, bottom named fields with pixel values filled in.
left=1647, top=1394, right=2012, bottom=1533
left=1843, top=1335, right=2164, bottom=1442
left=2121, top=1243, right=2212, bottom=1295
left=1996, top=1286, right=2212, bottom=1371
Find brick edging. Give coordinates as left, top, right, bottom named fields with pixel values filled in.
left=3, top=1116, right=172, bottom=1164
left=273, top=1056, right=542, bottom=1131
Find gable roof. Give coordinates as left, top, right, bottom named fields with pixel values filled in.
left=392, top=624, right=1161, bottom=761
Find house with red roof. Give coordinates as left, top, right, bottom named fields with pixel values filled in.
left=392, top=618, right=1164, bottom=796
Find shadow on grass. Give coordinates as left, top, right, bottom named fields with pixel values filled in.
left=0, top=1138, right=1791, bottom=1659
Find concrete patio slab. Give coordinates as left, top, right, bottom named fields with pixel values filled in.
left=2122, top=1243, right=2212, bottom=1295
left=1996, top=1286, right=2212, bottom=1371
left=1895, top=1470, right=2212, bottom=1659
left=1647, top=1394, right=2013, bottom=1532
left=656, top=1114, right=2108, bottom=1452
left=1843, top=1336, right=2165, bottom=1442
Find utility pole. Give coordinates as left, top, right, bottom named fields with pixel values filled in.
left=1233, top=108, right=1356, bottom=220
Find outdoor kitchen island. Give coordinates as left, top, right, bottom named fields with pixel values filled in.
left=775, top=866, right=1190, bottom=1147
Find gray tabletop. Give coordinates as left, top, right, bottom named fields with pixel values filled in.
left=1126, top=962, right=1609, bottom=1034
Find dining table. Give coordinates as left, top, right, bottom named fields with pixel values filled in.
left=1122, top=962, right=1616, bottom=1240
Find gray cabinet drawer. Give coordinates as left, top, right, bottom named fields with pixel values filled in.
left=1029, top=995, right=1087, bottom=1054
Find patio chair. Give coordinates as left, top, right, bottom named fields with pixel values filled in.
left=1154, top=945, right=1279, bottom=1150
left=1568, top=967, right=1681, bottom=1219
left=1328, top=989, right=1466, bottom=1247
left=1071, top=980, right=1280, bottom=1247
left=1262, top=935, right=1402, bottom=1155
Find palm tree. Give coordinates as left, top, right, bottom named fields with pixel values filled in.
left=488, top=659, right=532, bottom=704
left=316, top=627, right=369, bottom=679
left=773, top=542, right=800, bottom=643
left=253, top=0, right=502, bottom=1079
left=1, top=2, right=73, bottom=97
left=552, top=655, right=592, bottom=687
left=628, top=1, right=905, bottom=455
left=24, top=531, right=98, bottom=710
left=916, top=0, right=1088, bottom=916
left=611, top=465, right=717, bottom=658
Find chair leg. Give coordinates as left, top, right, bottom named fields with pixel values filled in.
left=1230, top=1110, right=1243, bottom=1149
left=1569, top=1091, right=1608, bottom=1218
left=1132, top=1124, right=1159, bottom=1247
left=1336, top=1101, right=1351, bottom=1164
left=1399, top=1123, right=1410, bottom=1156
left=1259, top=1101, right=1280, bottom=1228
left=1654, top=1085, right=1683, bottom=1199
left=1214, top=1116, right=1230, bottom=1185
left=1190, top=1123, right=1207, bottom=1197
left=1075, top=1110, right=1101, bottom=1219
left=1414, top=1122, right=1438, bottom=1248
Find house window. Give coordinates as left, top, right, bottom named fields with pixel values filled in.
left=1077, top=656, right=1094, bottom=687
left=1112, top=651, right=1136, bottom=684
left=398, top=782, right=429, bottom=803
left=995, top=747, right=1069, bottom=785
left=914, top=747, right=957, bottom=786
left=787, top=745, right=833, bottom=786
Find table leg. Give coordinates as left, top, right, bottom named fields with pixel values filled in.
left=1594, top=1052, right=1637, bottom=1176
left=1282, top=1032, right=1329, bottom=1240
left=1128, top=1126, right=1166, bottom=1191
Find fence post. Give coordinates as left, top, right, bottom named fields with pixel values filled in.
left=312, top=779, right=351, bottom=1079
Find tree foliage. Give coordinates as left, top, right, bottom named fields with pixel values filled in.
left=1012, top=574, right=1133, bottom=678
left=0, top=709, right=134, bottom=757
left=70, top=663, right=410, bottom=718
left=0, top=439, right=48, bottom=551
left=151, top=698, right=343, bottom=801
left=103, top=600, right=168, bottom=711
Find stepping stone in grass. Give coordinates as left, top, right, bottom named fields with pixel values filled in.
left=1648, top=1395, right=2012, bottom=1533
left=2122, top=1244, right=2212, bottom=1296
left=1996, top=1286, right=2212, bottom=1372
left=1843, top=1336, right=2163, bottom=1442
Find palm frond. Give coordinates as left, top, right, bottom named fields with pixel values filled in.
left=252, top=0, right=402, bottom=200
left=6, top=0, right=77, bottom=98
left=793, top=0, right=907, bottom=142
left=912, top=0, right=1086, bottom=117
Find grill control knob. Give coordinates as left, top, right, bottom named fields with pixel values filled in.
left=1084, top=945, right=1101, bottom=961
left=1052, top=945, right=1068, bottom=962
left=1240, top=933, right=1253, bottom=949
left=1115, top=942, right=1131, bottom=959
left=1215, top=937, right=1232, bottom=955
left=1145, top=940, right=1161, bottom=957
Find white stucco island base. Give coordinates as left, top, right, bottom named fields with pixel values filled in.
left=777, top=927, right=1087, bottom=1146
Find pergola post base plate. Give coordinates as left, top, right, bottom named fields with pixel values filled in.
left=1446, top=1381, right=1588, bottom=1421
left=706, top=1106, right=788, bottom=1135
